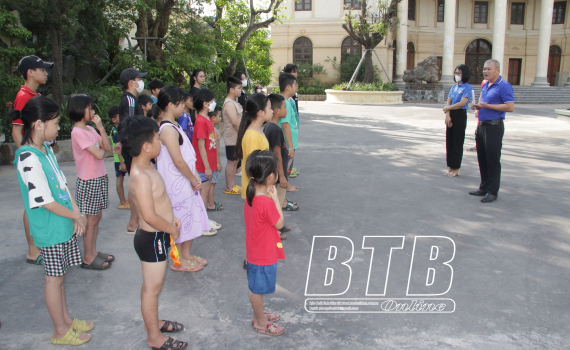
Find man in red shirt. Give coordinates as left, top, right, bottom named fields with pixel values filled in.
left=11, top=55, right=53, bottom=265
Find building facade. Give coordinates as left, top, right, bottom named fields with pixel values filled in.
left=271, top=0, right=570, bottom=87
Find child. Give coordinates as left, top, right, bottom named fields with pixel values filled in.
left=69, top=95, right=113, bottom=270
left=148, top=80, right=164, bottom=104
left=236, top=93, right=273, bottom=201
left=156, top=86, right=214, bottom=274
left=209, top=107, right=223, bottom=182
left=150, top=104, right=163, bottom=125
left=223, top=77, right=244, bottom=195
left=121, top=116, right=188, bottom=350
left=244, top=150, right=285, bottom=336
left=278, top=73, right=300, bottom=191
left=178, top=91, right=194, bottom=142
left=12, top=96, right=91, bottom=345
left=109, top=106, right=129, bottom=210
left=12, top=55, right=53, bottom=266
left=192, top=89, right=223, bottom=212
left=138, top=94, right=154, bottom=116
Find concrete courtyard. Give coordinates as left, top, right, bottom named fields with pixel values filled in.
left=1, top=101, right=570, bottom=349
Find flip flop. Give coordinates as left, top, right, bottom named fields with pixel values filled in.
left=253, top=322, right=285, bottom=336
left=80, top=256, right=111, bottom=270
left=151, top=337, right=188, bottom=350
left=189, top=256, right=208, bottom=266
left=209, top=220, right=222, bottom=230
left=97, top=252, right=115, bottom=263
left=71, top=318, right=94, bottom=332
left=223, top=186, right=241, bottom=195
left=51, top=327, right=91, bottom=345
left=289, top=172, right=297, bottom=178
left=26, top=255, right=43, bottom=265
left=170, top=261, right=203, bottom=272
left=286, top=199, right=297, bottom=207
left=126, top=230, right=136, bottom=235
left=251, top=312, right=281, bottom=325
left=206, top=202, right=223, bottom=211
left=282, top=201, right=298, bottom=211
left=281, top=226, right=291, bottom=233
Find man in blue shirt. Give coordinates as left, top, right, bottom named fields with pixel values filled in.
left=470, top=59, right=515, bottom=203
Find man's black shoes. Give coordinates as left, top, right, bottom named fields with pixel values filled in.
left=481, top=194, right=498, bottom=203
left=469, top=189, right=486, bottom=196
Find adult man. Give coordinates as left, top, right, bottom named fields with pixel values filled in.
left=470, top=59, right=515, bottom=203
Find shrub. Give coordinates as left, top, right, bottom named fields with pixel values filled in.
left=298, top=83, right=334, bottom=95
left=332, top=82, right=398, bottom=91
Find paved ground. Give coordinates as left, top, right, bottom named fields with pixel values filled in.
left=1, top=102, right=569, bottom=349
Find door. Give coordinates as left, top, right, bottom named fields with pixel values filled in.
left=436, top=56, right=443, bottom=81
left=547, top=46, right=562, bottom=86
left=465, top=39, right=492, bottom=84
left=392, top=40, right=397, bottom=81
left=407, top=42, right=415, bottom=71
left=508, top=59, right=522, bottom=85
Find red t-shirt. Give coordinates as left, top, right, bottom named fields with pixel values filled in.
left=192, top=114, right=217, bottom=172
left=12, top=85, right=40, bottom=125
left=244, top=195, right=285, bottom=265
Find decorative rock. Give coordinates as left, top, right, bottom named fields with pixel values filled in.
left=402, top=89, right=445, bottom=103
left=403, top=55, right=440, bottom=84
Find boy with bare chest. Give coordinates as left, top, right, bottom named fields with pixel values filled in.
left=121, top=116, right=188, bottom=350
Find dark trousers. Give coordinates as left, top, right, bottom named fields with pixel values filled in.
left=446, top=109, right=467, bottom=169
left=475, top=121, right=505, bottom=195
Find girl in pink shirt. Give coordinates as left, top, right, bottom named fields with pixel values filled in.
left=69, top=95, right=114, bottom=271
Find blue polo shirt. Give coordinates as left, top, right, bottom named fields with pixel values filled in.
left=478, top=76, right=514, bottom=121
left=448, top=83, right=473, bottom=109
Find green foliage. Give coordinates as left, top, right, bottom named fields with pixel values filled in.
left=298, top=83, right=334, bottom=95
left=332, top=81, right=398, bottom=91
left=326, top=55, right=366, bottom=83
left=295, top=63, right=327, bottom=87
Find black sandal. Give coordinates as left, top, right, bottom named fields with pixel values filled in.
left=243, top=260, right=248, bottom=269
left=151, top=337, right=188, bottom=350
left=97, top=252, right=115, bottom=263
left=160, top=320, right=184, bottom=333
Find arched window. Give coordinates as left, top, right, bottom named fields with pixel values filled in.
left=407, top=42, right=415, bottom=71
left=548, top=45, right=562, bottom=86
left=293, top=37, right=313, bottom=65
left=465, top=39, right=492, bottom=83
left=342, top=37, right=362, bottom=58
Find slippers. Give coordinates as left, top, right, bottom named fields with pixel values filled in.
left=51, top=327, right=91, bottom=345
left=279, top=233, right=287, bottom=240
left=253, top=322, right=285, bottom=336
left=202, top=229, right=218, bottom=236
left=466, top=147, right=476, bottom=152
left=206, top=202, right=223, bottom=211
left=81, top=256, right=111, bottom=270
left=280, top=226, right=291, bottom=233
left=170, top=261, right=203, bottom=272
left=286, top=199, right=297, bottom=207
left=243, top=260, right=248, bottom=269
left=71, top=318, right=94, bottom=332
left=126, top=230, right=135, bottom=236
left=209, top=220, right=222, bottom=230
left=26, top=255, right=43, bottom=265
left=189, top=256, right=207, bottom=266
left=251, top=312, right=281, bottom=325
left=97, top=252, right=115, bottom=263
left=151, top=337, right=188, bottom=350
left=223, top=186, right=241, bottom=195
left=282, top=201, right=298, bottom=211
left=118, top=202, right=130, bottom=209
left=159, top=320, right=184, bottom=333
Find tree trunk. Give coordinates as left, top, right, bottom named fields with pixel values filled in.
left=49, top=26, right=64, bottom=107
left=363, top=50, right=375, bottom=84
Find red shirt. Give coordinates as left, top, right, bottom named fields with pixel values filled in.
left=244, top=195, right=285, bottom=265
left=12, top=85, right=40, bottom=125
left=192, top=114, right=217, bottom=172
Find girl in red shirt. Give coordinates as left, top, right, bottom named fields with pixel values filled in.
left=244, top=150, right=285, bottom=336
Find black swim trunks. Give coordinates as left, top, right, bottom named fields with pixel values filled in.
left=133, top=228, right=171, bottom=263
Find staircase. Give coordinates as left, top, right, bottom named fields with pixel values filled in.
left=443, top=85, right=570, bottom=104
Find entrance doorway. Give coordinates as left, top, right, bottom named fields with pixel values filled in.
left=465, top=39, right=492, bottom=84
left=547, top=45, right=562, bottom=86
left=407, top=42, right=415, bottom=71
left=392, top=40, right=397, bottom=81
left=508, top=59, right=522, bottom=85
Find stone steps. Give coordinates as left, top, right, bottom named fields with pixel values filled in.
left=443, top=86, right=570, bottom=104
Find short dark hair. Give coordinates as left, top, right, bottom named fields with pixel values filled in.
left=148, top=80, right=164, bottom=91
left=138, top=94, right=153, bottom=107
left=108, top=106, right=120, bottom=119
left=193, top=89, right=215, bottom=112
left=183, top=91, right=192, bottom=102
left=279, top=73, right=297, bottom=92
left=227, top=76, right=242, bottom=93
left=208, top=107, right=222, bottom=118
left=283, top=64, right=297, bottom=74
left=150, top=104, right=161, bottom=120
left=268, top=93, right=285, bottom=110
left=455, top=64, right=470, bottom=84
left=233, top=71, right=246, bottom=80
left=67, top=95, right=94, bottom=122
left=119, top=115, right=159, bottom=157
left=122, top=80, right=130, bottom=90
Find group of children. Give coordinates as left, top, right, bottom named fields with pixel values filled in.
left=11, top=56, right=303, bottom=347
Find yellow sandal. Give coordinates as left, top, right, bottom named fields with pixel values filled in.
left=223, top=185, right=241, bottom=195
left=71, top=318, right=94, bottom=332
left=50, top=327, right=91, bottom=345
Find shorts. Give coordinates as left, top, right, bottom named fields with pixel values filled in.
left=198, top=170, right=218, bottom=184
left=40, top=236, right=82, bottom=277
left=114, top=162, right=127, bottom=177
left=276, top=185, right=286, bottom=205
left=76, top=175, right=109, bottom=215
left=225, top=145, right=238, bottom=161
left=134, top=228, right=171, bottom=263
left=247, top=262, right=277, bottom=295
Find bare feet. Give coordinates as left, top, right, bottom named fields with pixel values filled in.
left=286, top=184, right=299, bottom=193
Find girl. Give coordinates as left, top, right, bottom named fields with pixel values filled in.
left=236, top=93, right=273, bottom=201
left=189, top=69, right=205, bottom=98
left=157, top=86, right=216, bottom=273
left=12, top=96, right=92, bottom=345
left=68, top=95, right=113, bottom=270
left=244, top=150, right=285, bottom=336
left=178, top=91, right=194, bottom=141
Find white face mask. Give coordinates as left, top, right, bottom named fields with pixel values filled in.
left=135, top=80, right=145, bottom=93
left=454, top=75, right=461, bottom=83
left=242, top=80, right=248, bottom=87
left=209, top=100, right=216, bottom=112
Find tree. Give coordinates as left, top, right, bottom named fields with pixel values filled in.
left=341, top=0, right=400, bottom=84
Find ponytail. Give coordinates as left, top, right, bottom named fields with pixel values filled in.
left=10, top=96, right=59, bottom=146
left=235, top=93, right=269, bottom=159
left=245, top=149, right=278, bottom=206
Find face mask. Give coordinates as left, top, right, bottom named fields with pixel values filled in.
left=454, top=75, right=461, bottom=83
left=256, top=89, right=262, bottom=93
left=135, top=80, right=145, bottom=93
left=242, top=80, right=248, bottom=87
left=209, top=101, right=216, bottom=112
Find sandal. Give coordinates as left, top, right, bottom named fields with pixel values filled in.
left=81, top=256, right=111, bottom=270
left=291, top=168, right=299, bottom=175
left=26, top=255, right=43, bottom=265
left=71, top=318, right=94, bottom=332
left=206, top=202, right=224, bottom=211
left=209, top=220, right=222, bottom=230
left=51, top=327, right=91, bottom=345
left=279, top=233, right=287, bottom=240
left=289, top=172, right=297, bottom=178
left=223, top=186, right=241, bottom=195
left=251, top=312, right=281, bottom=325
left=97, top=252, right=115, bottom=263
left=282, top=201, right=298, bottom=211
left=170, top=260, right=203, bottom=272
left=286, top=199, right=297, bottom=207
left=190, top=256, right=207, bottom=266
left=467, top=147, right=476, bottom=152
left=151, top=336, right=188, bottom=350
left=253, top=322, right=285, bottom=336
left=160, top=320, right=184, bottom=333
left=243, top=260, right=248, bottom=269
left=281, top=226, right=291, bottom=233
left=118, top=202, right=130, bottom=209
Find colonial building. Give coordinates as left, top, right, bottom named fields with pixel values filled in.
left=271, top=0, right=570, bottom=87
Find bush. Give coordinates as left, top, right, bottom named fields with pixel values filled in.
left=298, top=83, right=334, bottom=95
left=332, top=82, right=398, bottom=91
left=295, top=63, right=327, bottom=87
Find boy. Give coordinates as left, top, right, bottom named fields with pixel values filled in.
left=209, top=107, right=223, bottom=178
left=148, top=80, right=164, bottom=104
left=138, top=94, right=154, bottom=116
left=122, top=116, right=188, bottom=350
left=109, top=107, right=129, bottom=210
left=283, top=64, right=300, bottom=178
left=178, top=92, right=194, bottom=141
left=12, top=55, right=53, bottom=266
left=222, top=77, right=243, bottom=195
left=278, top=73, right=299, bottom=193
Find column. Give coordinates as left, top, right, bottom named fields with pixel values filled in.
left=440, top=0, right=457, bottom=85
left=395, top=0, right=408, bottom=87
left=532, top=0, right=554, bottom=87
left=492, top=0, right=507, bottom=70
